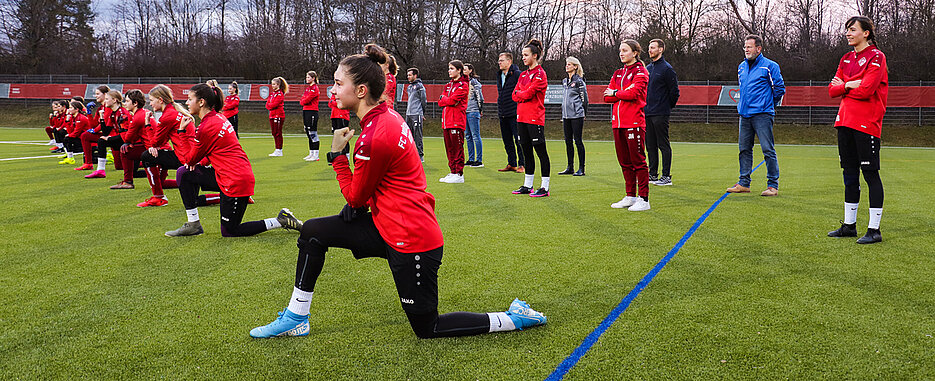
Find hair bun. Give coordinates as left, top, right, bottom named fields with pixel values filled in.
left=527, top=39, right=543, bottom=49
left=364, top=43, right=388, bottom=65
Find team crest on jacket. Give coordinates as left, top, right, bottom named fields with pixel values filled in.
left=858, top=57, right=867, bottom=66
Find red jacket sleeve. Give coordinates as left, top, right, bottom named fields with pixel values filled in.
left=614, top=70, right=648, bottom=101
left=332, top=136, right=391, bottom=209
left=223, top=96, right=239, bottom=111
left=604, top=71, right=622, bottom=103
left=512, top=73, right=546, bottom=103
left=438, top=81, right=467, bottom=107
left=300, top=87, right=313, bottom=106
left=846, top=54, right=886, bottom=100
left=123, top=111, right=145, bottom=143
left=828, top=57, right=847, bottom=98
left=266, top=93, right=283, bottom=110
left=186, top=125, right=216, bottom=166
left=150, top=113, right=177, bottom=148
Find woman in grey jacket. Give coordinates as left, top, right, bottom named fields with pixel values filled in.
left=464, top=63, right=484, bottom=167
left=559, top=57, right=588, bottom=176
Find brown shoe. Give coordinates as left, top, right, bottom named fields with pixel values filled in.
left=726, top=184, right=750, bottom=193
left=760, top=187, right=778, bottom=196
left=498, top=165, right=517, bottom=172
left=110, top=181, right=134, bottom=189
left=515, top=166, right=525, bottom=173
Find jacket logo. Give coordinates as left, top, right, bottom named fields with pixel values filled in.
left=858, top=57, right=867, bottom=66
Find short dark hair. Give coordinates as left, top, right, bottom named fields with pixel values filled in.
left=744, top=34, right=763, bottom=47
left=407, top=67, right=419, bottom=77
left=499, top=52, right=513, bottom=61
left=649, top=39, right=665, bottom=49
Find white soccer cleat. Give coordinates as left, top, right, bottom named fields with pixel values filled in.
left=611, top=196, right=638, bottom=209
left=628, top=199, right=651, bottom=211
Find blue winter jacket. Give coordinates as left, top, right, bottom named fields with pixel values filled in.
left=737, top=54, right=785, bottom=117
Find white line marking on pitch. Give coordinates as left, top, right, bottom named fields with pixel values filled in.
left=0, top=140, right=49, bottom=145
left=0, top=154, right=64, bottom=161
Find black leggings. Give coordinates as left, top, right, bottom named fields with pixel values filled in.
left=177, top=165, right=268, bottom=237
left=141, top=149, right=181, bottom=169
left=97, top=135, right=124, bottom=160
left=295, top=213, right=489, bottom=338
left=304, top=110, right=320, bottom=150
left=517, top=122, right=550, bottom=176
left=843, top=168, right=884, bottom=208
left=53, top=128, right=67, bottom=144
left=228, top=114, right=239, bottom=138
left=63, top=136, right=81, bottom=153
left=562, top=117, right=585, bottom=168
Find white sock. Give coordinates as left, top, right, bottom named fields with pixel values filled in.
left=844, top=202, right=858, bottom=224
left=308, top=149, right=314, bottom=156
left=264, top=217, right=282, bottom=230
left=541, top=176, right=550, bottom=191
left=487, top=312, right=517, bottom=332
left=186, top=208, right=199, bottom=222
left=868, top=208, right=882, bottom=229
left=96, top=158, right=106, bottom=171
left=287, top=287, right=313, bottom=316
left=67, top=152, right=74, bottom=158
left=524, top=174, right=534, bottom=188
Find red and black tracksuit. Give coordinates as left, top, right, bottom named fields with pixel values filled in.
left=222, top=94, right=240, bottom=136
left=384, top=73, right=397, bottom=108
left=605, top=62, right=650, bottom=200
left=439, top=76, right=469, bottom=175
left=512, top=64, right=550, bottom=177
left=64, top=113, right=89, bottom=153
left=300, top=84, right=321, bottom=150
left=141, top=107, right=194, bottom=198
left=117, top=109, right=149, bottom=184
left=96, top=107, right=132, bottom=167
left=828, top=46, right=889, bottom=208
left=329, top=93, right=351, bottom=154
left=179, top=111, right=264, bottom=237
left=266, top=90, right=285, bottom=149
left=79, top=107, right=124, bottom=169
left=46, top=112, right=65, bottom=142
left=296, top=103, right=491, bottom=338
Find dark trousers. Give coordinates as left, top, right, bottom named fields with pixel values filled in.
left=303, top=110, right=320, bottom=150
left=562, top=117, right=585, bottom=169
left=228, top=114, right=239, bottom=138
left=645, top=115, right=672, bottom=177
left=177, top=165, right=267, bottom=237
left=295, top=213, right=490, bottom=338
left=269, top=118, right=284, bottom=149
left=498, top=116, right=524, bottom=167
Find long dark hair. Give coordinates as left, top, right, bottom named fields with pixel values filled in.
left=190, top=83, right=224, bottom=112
left=846, top=16, right=877, bottom=45
left=448, top=60, right=465, bottom=79
left=339, top=43, right=388, bottom=103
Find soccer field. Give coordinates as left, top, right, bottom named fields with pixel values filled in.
left=1, top=127, right=933, bottom=379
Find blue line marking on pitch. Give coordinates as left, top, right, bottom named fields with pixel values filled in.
left=545, top=161, right=765, bottom=380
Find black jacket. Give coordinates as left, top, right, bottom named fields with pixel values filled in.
left=644, top=56, right=680, bottom=117
left=496, top=64, right=521, bottom=116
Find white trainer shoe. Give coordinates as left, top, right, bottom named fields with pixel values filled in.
left=269, top=149, right=283, bottom=157
left=443, top=174, right=464, bottom=183
left=628, top=199, right=651, bottom=211
left=439, top=173, right=454, bottom=183
left=611, top=196, right=638, bottom=209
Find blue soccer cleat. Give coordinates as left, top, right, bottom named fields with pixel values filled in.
left=506, top=298, right=547, bottom=330
left=249, top=308, right=310, bottom=338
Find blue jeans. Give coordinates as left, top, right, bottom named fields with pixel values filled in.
left=738, top=113, right=779, bottom=188
left=465, top=112, right=482, bottom=162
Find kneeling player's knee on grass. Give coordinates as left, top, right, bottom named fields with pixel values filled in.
left=405, top=311, right=438, bottom=339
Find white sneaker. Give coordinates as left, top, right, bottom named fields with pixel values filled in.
left=444, top=174, right=464, bottom=183
left=628, top=199, right=651, bottom=211
left=611, top=196, right=638, bottom=209
left=302, top=154, right=312, bottom=160
left=47, top=139, right=56, bottom=146
left=269, top=149, right=283, bottom=157
left=439, top=173, right=454, bottom=183
left=304, top=152, right=319, bottom=162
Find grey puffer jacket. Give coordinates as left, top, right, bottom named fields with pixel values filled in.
left=562, top=74, right=588, bottom=119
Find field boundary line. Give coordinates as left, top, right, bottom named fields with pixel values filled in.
left=545, top=161, right=765, bottom=381
left=0, top=154, right=66, bottom=161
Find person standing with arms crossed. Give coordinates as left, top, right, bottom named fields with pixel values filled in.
left=727, top=35, right=785, bottom=196
left=405, top=67, right=428, bottom=162
left=266, top=77, right=288, bottom=157
left=496, top=53, right=524, bottom=173
left=826, top=16, right=888, bottom=244
left=558, top=56, right=588, bottom=176
left=644, top=39, right=680, bottom=186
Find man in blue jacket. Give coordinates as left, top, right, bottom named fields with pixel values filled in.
left=728, top=34, right=785, bottom=197
left=496, top=52, right=524, bottom=173
left=645, top=39, right=680, bottom=186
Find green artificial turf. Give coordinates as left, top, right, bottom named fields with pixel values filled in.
left=0, top=127, right=933, bottom=379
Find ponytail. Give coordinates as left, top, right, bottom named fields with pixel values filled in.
left=149, top=84, right=193, bottom=120
left=190, top=83, right=224, bottom=113
left=525, top=39, right=544, bottom=61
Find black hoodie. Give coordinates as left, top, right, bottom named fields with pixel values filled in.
left=496, top=63, right=522, bottom=116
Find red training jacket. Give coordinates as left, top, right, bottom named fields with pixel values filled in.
left=828, top=46, right=888, bottom=138
left=604, top=62, right=649, bottom=129
left=329, top=93, right=350, bottom=120
left=300, top=85, right=320, bottom=111
left=438, top=76, right=468, bottom=130
left=332, top=103, right=444, bottom=253
left=186, top=111, right=255, bottom=197
left=512, top=65, right=548, bottom=125
left=384, top=73, right=397, bottom=107
left=121, top=108, right=146, bottom=144
left=222, top=95, right=239, bottom=119
left=150, top=106, right=194, bottom=161
left=67, top=114, right=89, bottom=138
left=266, top=90, right=285, bottom=118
